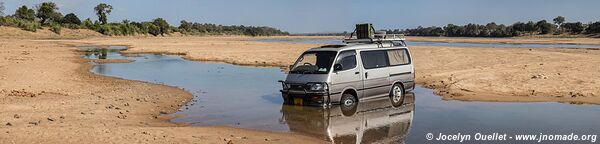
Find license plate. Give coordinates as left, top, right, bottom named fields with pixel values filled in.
left=293, top=98, right=303, bottom=105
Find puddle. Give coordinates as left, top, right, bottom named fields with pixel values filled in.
left=84, top=46, right=600, bottom=143
left=256, top=38, right=600, bottom=49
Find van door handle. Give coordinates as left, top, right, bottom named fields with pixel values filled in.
left=355, top=72, right=360, bottom=74
left=365, top=72, right=368, bottom=79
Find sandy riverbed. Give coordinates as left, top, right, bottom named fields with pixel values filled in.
left=0, top=27, right=323, bottom=143
left=2, top=26, right=600, bottom=143
left=69, top=35, right=600, bottom=104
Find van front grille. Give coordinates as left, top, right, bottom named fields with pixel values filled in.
left=289, top=84, right=306, bottom=91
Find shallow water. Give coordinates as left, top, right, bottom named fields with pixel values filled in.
left=256, top=38, right=600, bottom=49
left=84, top=48, right=600, bottom=143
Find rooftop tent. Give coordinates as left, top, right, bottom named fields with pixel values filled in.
left=355, top=23, right=375, bottom=39
left=344, top=23, right=405, bottom=44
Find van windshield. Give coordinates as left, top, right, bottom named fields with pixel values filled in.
left=290, top=51, right=337, bottom=74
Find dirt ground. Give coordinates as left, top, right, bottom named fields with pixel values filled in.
left=0, top=27, right=323, bottom=143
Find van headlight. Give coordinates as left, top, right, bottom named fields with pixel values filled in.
left=307, top=83, right=328, bottom=91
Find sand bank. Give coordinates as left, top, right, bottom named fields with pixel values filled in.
left=0, top=28, right=323, bottom=143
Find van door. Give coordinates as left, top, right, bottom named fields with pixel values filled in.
left=359, top=50, right=391, bottom=99
left=331, top=50, right=363, bottom=98
left=387, top=49, right=414, bottom=90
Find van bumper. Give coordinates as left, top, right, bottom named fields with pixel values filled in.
left=280, top=90, right=331, bottom=106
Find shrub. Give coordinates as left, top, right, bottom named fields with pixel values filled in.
left=586, top=22, right=600, bottom=34
left=81, top=18, right=94, bottom=29
left=0, top=16, right=41, bottom=32
left=50, top=22, right=61, bottom=34
left=96, top=24, right=119, bottom=35
left=62, top=23, right=80, bottom=29
left=21, top=20, right=41, bottom=32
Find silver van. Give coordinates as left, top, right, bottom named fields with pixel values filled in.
left=280, top=28, right=414, bottom=110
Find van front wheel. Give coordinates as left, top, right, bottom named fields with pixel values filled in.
left=340, top=93, right=357, bottom=116
left=390, top=83, right=405, bottom=107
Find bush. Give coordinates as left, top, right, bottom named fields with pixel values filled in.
left=62, top=23, right=80, bottom=29
left=96, top=24, right=121, bottom=36
left=50, top=23, right=61, bottom=34
left=0, top=16, right=41, bottom=32
left=81, top=18, right=94, bottom=29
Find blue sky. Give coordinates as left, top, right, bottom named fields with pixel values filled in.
left=2, top=0, right=600, bottom=33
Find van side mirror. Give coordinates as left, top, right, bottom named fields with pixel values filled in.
left=289, top=65, right=293, bottom=69
left=333, top=64, right=343, bottom=71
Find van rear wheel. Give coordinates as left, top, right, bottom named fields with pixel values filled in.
left=340, top=93, right=357, bottom=116
left=390, top=83, right=405, bottom=107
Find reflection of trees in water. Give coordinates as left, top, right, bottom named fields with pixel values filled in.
left=84, top=48, right=109, bottom=59
left=280, top=94, right=415, bottom=144
left=94, top=64, right=108, bottom=74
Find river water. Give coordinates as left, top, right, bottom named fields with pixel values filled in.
left=82, top=46, right=600, bottom=144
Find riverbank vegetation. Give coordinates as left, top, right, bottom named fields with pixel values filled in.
left=385, top=16, right=600, bottom=37
left=0, top=2, right=288, bottom=36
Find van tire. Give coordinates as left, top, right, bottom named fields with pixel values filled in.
left=390, top=83, right=405, bottom=107
left=340, top=93, right=357, bottom=116
left=282, top=97, right=290, bottom=105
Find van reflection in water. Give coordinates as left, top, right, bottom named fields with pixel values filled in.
left=280, top=93, right=414, bottom=144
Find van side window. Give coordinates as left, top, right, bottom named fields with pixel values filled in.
left=335, top=50, right=356, bottom=71
left=387, top=49, right=410, bottom=65
left=360, top=50, right=389, bottom=69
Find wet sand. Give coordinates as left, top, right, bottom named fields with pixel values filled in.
left=0, top=27, right=323, bottom=143
left=71, top=36, right=600, bottom=104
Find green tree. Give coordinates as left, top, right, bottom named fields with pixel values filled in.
left=562, top=22, right=584, bottom=34
left=553, top=16, right=565, bottom=27
left=586, top=22, right=600, bottom=34
left=144, top=22, right=160, bottom=36
left=15, top=6, right=36, bottom=21
left=94, top=3, right=112, bottom=24
left=82, top=18, right=94, bottom=29
left=152, top=18, right=170, bottom=36
left=535, top=20, right=555, bottom=34
left=62, top=13, right=81, bottom=25
left=36, top=2, right=59, bottom=24
left=179, top=20, right=193, bottom=33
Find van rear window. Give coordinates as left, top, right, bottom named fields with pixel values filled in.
left=360, top=50, right=389, bottom=69
left=387, top=49, right=410, bottom=65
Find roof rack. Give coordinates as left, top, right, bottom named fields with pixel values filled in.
left=342, top=23, right=406, bottom=44
left=343, top=33, right=406, bottom=44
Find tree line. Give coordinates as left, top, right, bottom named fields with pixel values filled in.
left=0, top=2, right=288, bottom=36
left=384, top=16, right=600, bottom=37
